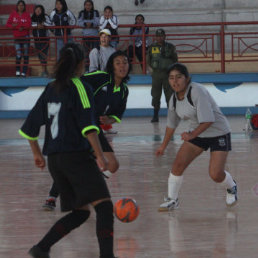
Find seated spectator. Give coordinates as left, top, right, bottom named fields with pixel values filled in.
left=49, top=0, right=76, bottom=59
left=31, top=5, right=52, bottom=77
left=77, top=0, right=100, bottom=72
left=89, top=29, right=115, bottom=72
left=128, top=14, right=149, bottom=69
left=6, top=0, right=31, bottom=77
left=99, top=6, right=119, bottom=49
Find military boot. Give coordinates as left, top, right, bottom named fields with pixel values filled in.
left=151, top=108, right=159, bottom=123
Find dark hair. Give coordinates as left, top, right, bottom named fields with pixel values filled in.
left=31, top=5, right=46, bottom=23
left=16, top=0, right=26, bottom=12
left=53, top=43, right=85, bottom=91
left=167, top=63, right=190, bottom=78
left=135, top=14, right=145, bottom=22
left=82, top=0, right=98, bottom=20
left=104, top=5, right=113, bottom=12
left=106, top=50, right=131, bottom=84
left=55, top=0, right=68, bottom=13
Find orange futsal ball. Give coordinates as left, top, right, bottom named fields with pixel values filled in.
left=114, top=198, right=139, bottom=223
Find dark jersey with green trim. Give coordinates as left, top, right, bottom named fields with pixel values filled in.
left=81, top=71, right=129, bottom=123
left=19, top=78, right=99, bottom=155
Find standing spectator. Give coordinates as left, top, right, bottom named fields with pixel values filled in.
left=89, top=29, right=115, bottom=72
left=19, top=43, right=116, bottom=258
left=31, top=5, right=51, bottom=77
left=147, top=28, right=178, bottom=123
left=99, top=6, right=119, bottom=49
left=6, top=0, right=31, bottom=77
left=49, top=0, right=76, bottom=59
left=77, top=0, right=100, bottom=72
left=128, top=14, right=149, bottom=69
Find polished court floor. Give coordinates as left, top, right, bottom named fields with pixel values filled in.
left=0, top=116, right=258, bottom=258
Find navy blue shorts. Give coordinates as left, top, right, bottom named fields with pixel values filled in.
left=47, top=151, right=110, bottom=212
left=189, top=133, right=231, bottom=152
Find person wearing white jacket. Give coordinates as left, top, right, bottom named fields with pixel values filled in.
left=99, top=6, right=119, bottom=48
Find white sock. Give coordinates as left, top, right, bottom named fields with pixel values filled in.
left=168, top=173, right=183, bottom=200
left=222, top=171, right=236, bottom=189
left=103, top=171, right=113, bottom=178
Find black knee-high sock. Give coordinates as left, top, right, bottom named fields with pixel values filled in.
left=37, top=209, right=90, bottom=252
left=95, top=201, right=114, bottom=258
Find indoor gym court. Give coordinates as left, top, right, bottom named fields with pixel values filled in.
left=0, top=116, right=257, bottom=258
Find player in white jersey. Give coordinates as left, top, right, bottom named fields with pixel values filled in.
left=156, top=63, right=237, bottom=211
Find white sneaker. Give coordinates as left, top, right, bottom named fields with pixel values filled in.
left=158, top=197, right=179, bottom=212
left=16, top=71, right=20, bottom=76
left=105, top=129, right=118, bottom=134
left=226, top=182, right=237, bottom=207
left=21, top=72, right=26, bottom=77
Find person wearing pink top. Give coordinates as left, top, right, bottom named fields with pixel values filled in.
left=6, top=0, right=31, bottom=77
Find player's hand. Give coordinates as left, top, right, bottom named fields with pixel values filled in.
left=155, top=146, right=165, bottom=156
left=96, top=155, right=108, bottom=171
left=34, top=154, right=46, bottom=169
left=181, top=132, right=194, bottom=141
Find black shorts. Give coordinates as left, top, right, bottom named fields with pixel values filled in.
left=99, top=129, right=113, bottom=152
left=189, top=133, right=231, bottom=152
left=47, top=151, right=110, bottom=212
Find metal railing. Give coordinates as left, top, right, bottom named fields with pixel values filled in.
left=1, top=21, right=258, bottom=75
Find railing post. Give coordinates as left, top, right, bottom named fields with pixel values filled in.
left=64, top=27, right=67, bottom=44
left=220, top=23, right=225, bottom=73
left=142, top=24, right=146, bottom=74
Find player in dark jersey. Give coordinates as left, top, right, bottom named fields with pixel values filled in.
left=43, top=50, right=131, bottom=211
left=19, top=43, right=116, bottom=258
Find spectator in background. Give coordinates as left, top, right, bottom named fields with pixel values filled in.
left=135, top=0, right=145, bottom=6
left=89, top=29, right=116, bottom=134
left=31, top=5, right=51, bottom=77
left=89, top=29, right=115, bottom=72
left=128, top=14, right=149, bottom=69
left=6, top=0, right=31, bottom=77
left=147, top=28, right=178, bottom=123
left=99, top=6, right=119, bottom=49
left=77, top=0, right=100, bottom=72
left=49, top=0, right=76, bottom=59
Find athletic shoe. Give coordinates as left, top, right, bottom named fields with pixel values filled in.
left=226, top=182, right=238, bottom=206
left=16, top=71, right=20, bottom=76
left=28, top=245, right=50, bottom=258
left=21, top=72, right=26, bottom=77
left=158, top=197, right=179, bottom=212
left=104, top=129, right=118, bottom=134
left=42, top=198, right=56, bottom=211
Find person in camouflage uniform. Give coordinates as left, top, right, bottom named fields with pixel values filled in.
left=147, top=28, right=178, bottom=122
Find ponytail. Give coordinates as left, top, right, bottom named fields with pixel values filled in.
left=53, top=43, right=85, bottom=91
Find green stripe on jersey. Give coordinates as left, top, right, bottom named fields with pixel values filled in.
left=71, top=78, right=90, bottom=109
left=19, top=129, right=38, bottom=140
left=82, top=125, right=100, bottom=137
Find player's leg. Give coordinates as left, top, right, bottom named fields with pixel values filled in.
left=43, top=181, right=59, bottom=211
left=91, top=198, right=115, bottom=258
left=209, top=151, right=237, bottom=206
left=159, top=141, right=203, bottom=211
left=29, top=153, right=92, bottom=257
